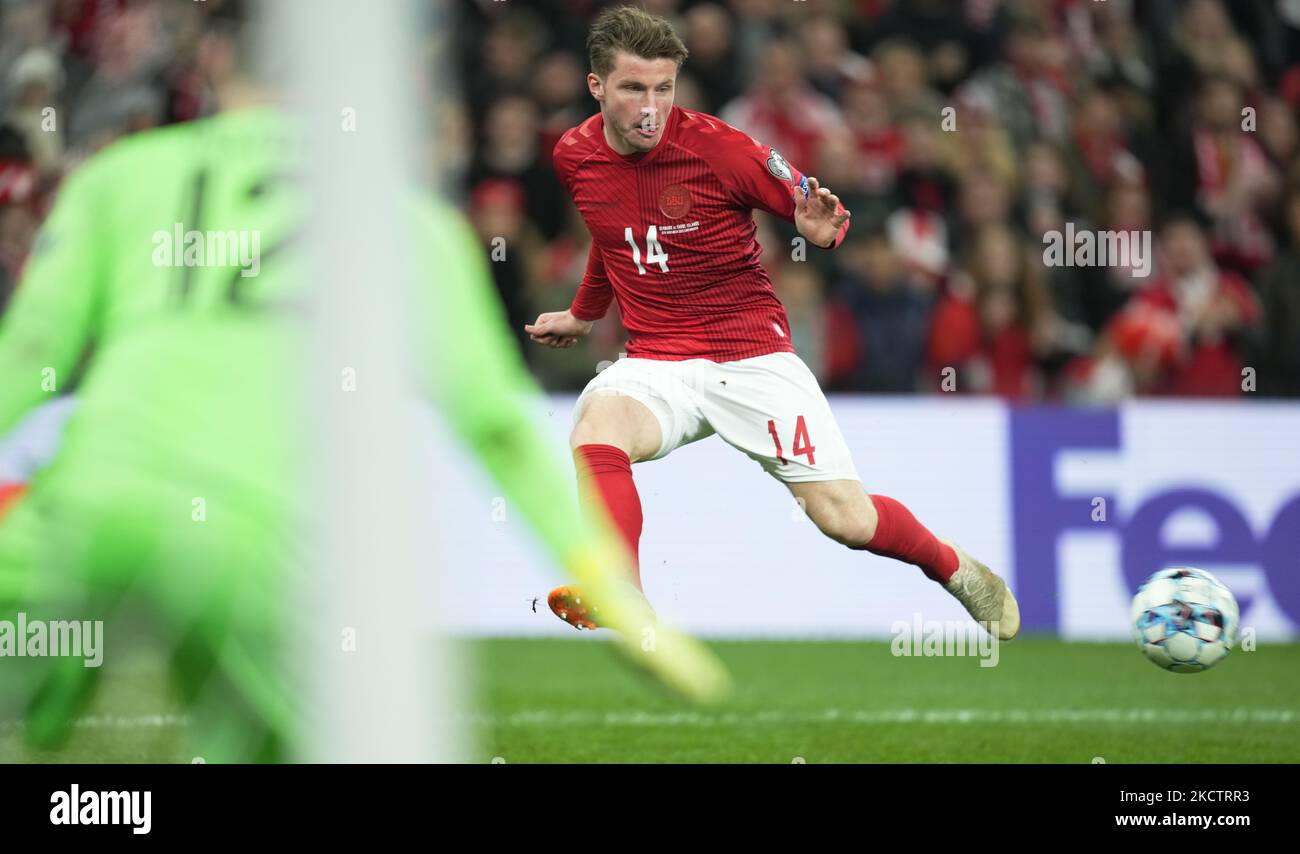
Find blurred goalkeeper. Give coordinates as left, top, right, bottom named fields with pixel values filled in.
left=0, top=0, right=725, bottom=762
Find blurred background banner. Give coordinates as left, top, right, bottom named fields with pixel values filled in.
left=417, top=395, right=1298, bottom=641
left=13, top=394, right=1291, bottom=642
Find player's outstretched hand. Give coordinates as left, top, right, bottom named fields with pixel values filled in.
left=795, top=176, right=851, bottom=249
left=525, top=309, right=594, bottom=348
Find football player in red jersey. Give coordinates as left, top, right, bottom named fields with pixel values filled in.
left=527, top=6, right=1018, bottom=640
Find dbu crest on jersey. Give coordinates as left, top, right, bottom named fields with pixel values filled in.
left=766, top=148, right=792, bottom=183
left=658, top=183, right=692, bottom=219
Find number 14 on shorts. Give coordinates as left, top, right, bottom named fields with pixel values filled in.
left=767, top=416, right=815, bottom=466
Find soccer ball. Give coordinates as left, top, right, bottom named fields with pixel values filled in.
left=1130, top=567, right=1240, bottom=673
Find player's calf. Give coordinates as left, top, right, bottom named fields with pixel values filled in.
left=797, top=484, right=1020, bottom=641
left=789, top=479, right=877, bottom=547
left=570, top=393, right=663, bottom=591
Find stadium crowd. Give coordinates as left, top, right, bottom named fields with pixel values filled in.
left=1, top=0, right=1299, bottom=400
left=452, top=0, right=1300, bottom=400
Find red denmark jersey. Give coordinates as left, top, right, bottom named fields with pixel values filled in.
left=553, top=105, right=848, bottom=362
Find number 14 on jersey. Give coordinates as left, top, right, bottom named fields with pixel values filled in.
left=625, top=226, right=669, bottom=275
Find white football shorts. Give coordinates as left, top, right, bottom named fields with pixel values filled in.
left=573, top=351, right=860, bottom=483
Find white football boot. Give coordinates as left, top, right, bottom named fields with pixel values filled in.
left=939, top=537, right=1021, bottom=641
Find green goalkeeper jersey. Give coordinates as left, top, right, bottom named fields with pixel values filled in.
left=0, top=107, right=306, bottom=509
left=0, top=106, right=593, bottom=569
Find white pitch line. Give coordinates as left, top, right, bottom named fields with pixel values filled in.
left=475, top=708, right=1299, bottom=727
left=0, top=714, right=190, bottom=732
left=2, top=707, right=1295, bottom=733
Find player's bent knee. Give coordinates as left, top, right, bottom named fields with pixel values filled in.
left=571, top=394, right=661, bottom=461
left=824, top=515, right=876, bottom=549
left=843, top=497, right=879, bottom=547
left=569, top=418, right=629, bottom=456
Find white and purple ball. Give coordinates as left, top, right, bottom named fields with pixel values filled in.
left=1130, top=567, right=1240, bottom=673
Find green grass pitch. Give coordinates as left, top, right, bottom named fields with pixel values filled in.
left=4, top=636, right=1295, bottom=762
left=476, top=637, right=1300, bottom=763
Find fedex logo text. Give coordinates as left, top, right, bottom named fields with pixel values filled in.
left=1010, top=410, right=1299, bottom=631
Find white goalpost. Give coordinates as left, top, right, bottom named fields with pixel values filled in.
left=269, top=0, right=463, bottom=763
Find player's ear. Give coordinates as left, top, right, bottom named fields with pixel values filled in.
left=587, top=72, right=604, bottom=102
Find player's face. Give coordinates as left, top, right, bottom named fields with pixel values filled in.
left=590, top=52, right=677, bottom=155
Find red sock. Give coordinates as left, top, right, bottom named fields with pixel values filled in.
left=574, top=444, right=644, bottom=590
left=853, top=494, right=958, bottom=584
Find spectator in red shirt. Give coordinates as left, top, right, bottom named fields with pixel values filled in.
left=1166, top=76, right=1280, bottom=276
left=1112, top=215, right=1261, bottom=397
left=720, top=38, right=844, bottom=175
left=842, top=80, right=903, bottom=196
left=927, top=225, right=1053, bottom=399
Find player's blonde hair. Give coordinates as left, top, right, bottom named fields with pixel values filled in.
left=587, top=6, right=688, bottom=78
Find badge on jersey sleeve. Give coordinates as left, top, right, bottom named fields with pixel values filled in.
left=765, top=148, right=792, bottom=183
